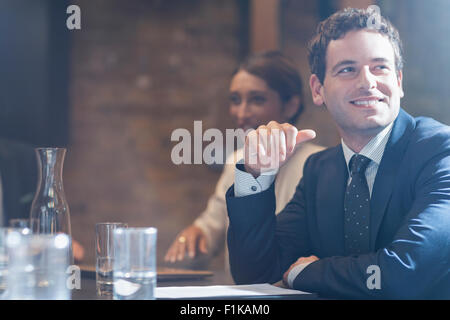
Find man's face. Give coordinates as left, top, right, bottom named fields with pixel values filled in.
left=310, top=29, right=404, bottom=137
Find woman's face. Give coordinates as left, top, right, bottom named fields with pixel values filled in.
left=229, top=70, right=288, bottom=130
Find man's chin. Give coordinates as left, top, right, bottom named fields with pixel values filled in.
left=366, top=113, right=397, bottom=127
left=350, top=118, right=393, bottom=135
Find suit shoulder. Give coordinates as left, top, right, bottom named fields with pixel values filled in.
left=304, top=144, right=342, bottom=170
left=411, top=117, right=450, bottom=150
left=293, top=141, right=326, bottom=160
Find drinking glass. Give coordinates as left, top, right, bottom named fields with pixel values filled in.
left=9, top=218, right=37, bottom=230
left=0, top=229, right=9, bottom=298
left=113, top=227, right=157, bottom=300
left=5, top=231, right=71, bottom=300
left=95, top=222, right=127, bottom=297
left=8, top=219, right=29, bottom=229
left=29, top=148, right=73, bottom=264
left=0, top=228, right=32, bottom=299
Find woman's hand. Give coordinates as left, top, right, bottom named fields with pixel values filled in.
left=164, top=225, right=208, bottom=263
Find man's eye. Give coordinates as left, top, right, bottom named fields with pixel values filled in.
left=375, top=65, right=389, bottom=70
left=338, top=67, right=355, bottom=74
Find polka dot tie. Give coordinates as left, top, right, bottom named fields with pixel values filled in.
left=344, top=154, right=371, bottom=255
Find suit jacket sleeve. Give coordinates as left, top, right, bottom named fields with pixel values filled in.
left=226, top=163, right=312, bottom=285
left=294, top=142, right=450, bottom=299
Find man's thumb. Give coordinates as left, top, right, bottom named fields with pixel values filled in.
left=296, top=129, right=316, bottom=145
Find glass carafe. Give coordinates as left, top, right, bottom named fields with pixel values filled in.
left=29, top=148, right=73, bottom=262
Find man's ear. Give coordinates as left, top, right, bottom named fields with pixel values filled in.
left=282, top=95, right=300, bottom=121
left=309, top=74, right=325, bottom=106
left=397, top=70, right=404, bottom=98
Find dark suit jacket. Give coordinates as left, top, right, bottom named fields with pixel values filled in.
left=0, top=138, right=37, bottom=225
left=226, top=109, right=450, bottom=299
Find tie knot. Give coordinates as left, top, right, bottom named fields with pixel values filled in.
left=349, top=154, right=371, bottom=175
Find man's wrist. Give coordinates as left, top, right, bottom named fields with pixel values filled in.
left=234, top=160, right=276, bottom=197
left=287, top=262, right=313, bottom=288
left=243, top=163, right=260, bottom=178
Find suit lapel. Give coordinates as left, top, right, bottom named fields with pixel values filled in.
left=316, top=145, right=348, bottom=256
left=370, top=109, right=415, bottom=249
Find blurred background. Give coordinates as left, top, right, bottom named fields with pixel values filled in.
left=0, top=0, right=449, bottom=268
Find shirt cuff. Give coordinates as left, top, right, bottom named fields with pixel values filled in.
left=287, top=262, right=313, bottom=288
left=234, top=159, right=276, bottom=197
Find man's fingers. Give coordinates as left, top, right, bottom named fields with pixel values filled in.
left=258, top=126, right=269, bottom=159
left=245, top=129, right=258, bottom=166
left=283, top=124, right=298, bottom=154
left=245, top=123, right=316, bottom=176
left=279, top=130, right=287, bottom=162
left=296, top=129, right=316, bottom=145
left=282, top=270, right=289, bottom=287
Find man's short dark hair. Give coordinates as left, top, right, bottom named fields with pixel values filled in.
left=308, top=7, right=404, bottom=84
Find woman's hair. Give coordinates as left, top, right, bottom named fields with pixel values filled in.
left=234, top=51, right=305, bottom=125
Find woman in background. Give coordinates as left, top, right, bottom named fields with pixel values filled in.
left=164, top=51, right=323, bottom=274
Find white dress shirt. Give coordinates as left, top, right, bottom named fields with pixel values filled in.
left=234, top=123, right=393, bottom=288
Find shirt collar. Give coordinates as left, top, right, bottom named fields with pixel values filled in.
left=341, top=122, right=394, bottom=170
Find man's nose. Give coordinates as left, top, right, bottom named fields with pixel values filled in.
left=357, top=66, right=377, bottom=90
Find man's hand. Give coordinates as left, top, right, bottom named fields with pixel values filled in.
left=244, top=121, right=316, bottom=177
left=282, top=255, right=319, bottom=287
left=164, top=225, right=208, bottom=263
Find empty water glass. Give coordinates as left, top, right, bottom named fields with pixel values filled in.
left=8, top=219, right=28, bottom=229
left=113, top=227, right=157, bottom=300
left=0, top=229, right=9, bottom=298
left=5, top=231, right=71, bottom=300
left=0, top=228, right=32, bottom=299
left=8, top=218, right=37, bottom=230
left=95, top=222, right=127, bottom=298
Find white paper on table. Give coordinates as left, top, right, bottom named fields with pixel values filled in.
left=155, top=283, right=311, bottom=299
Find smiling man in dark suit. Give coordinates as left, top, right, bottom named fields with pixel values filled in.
left=225, top=8, right=450, bottom=299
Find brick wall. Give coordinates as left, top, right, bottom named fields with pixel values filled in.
left=65, top=0, right=241, bottom=265
left=281, top=0, right=341, bottom=148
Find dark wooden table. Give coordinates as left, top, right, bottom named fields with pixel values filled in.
left=71, top=269, right=234, bottom=300
left=71, top=269, right=318, bottom=300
